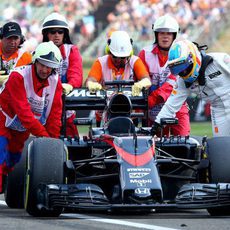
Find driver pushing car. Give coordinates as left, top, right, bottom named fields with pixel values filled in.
left=85, top=30, right=151, bottom=126
left=0, top=41, right=63, bottom=193
left=152, top=38, right=230, bottom=137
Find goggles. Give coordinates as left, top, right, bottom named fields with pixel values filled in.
left=49, top=29, right=64, bottom=35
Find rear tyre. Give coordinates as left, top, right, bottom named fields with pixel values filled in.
left=4, top=137, right=35, bottom=208
left=206, top=137, right=230, bottom=216
left=25, top=137, right=66, bottom=217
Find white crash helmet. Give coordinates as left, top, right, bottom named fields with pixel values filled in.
left=152, top=14, right=180, bottom=43
left=167, top=38, right=202, bottom=84
left=108, top=31, right=133, bottom=57
left=32, top=41, right=62, bottom=68
left=42, top=12, right=69, bottom=32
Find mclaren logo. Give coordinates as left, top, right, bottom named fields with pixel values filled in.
left=68, top=89, right=143, bottom=97
left=129, top=172, right=149, bottom=179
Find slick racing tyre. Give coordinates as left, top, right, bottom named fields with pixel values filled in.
left=25, top=137, right=66, bottom=217
left=206, top=136, right=230, bottom=216
left=4, top=137, right=35, bottom=209
left=207, top=136, right=230, bottom=183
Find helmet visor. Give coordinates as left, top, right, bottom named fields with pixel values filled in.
left=178, top=63, right=193, bottom=78
left=168, top=54, right=193, bottom=75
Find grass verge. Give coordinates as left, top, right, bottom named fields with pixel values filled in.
left=78, top=121, right=213, bottom=137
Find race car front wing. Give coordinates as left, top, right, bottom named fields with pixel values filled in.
left=35, top=183, right=230, bottom=211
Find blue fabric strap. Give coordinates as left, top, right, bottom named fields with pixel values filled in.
left=0, top=137, right=8, bottom=165
left=0, top=136, right=21, bottom=168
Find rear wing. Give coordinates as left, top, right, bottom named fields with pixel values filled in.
left=61, top=85, right=149, bottom=136
left=65, top=87, right=148, bottom=111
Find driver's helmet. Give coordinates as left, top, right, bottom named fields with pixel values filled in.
left=32, top=41, right=62, bottom=68
left=108, top=31, right=133, bottom=57
left=152, top=14, right=180, bottom=43
left=167, top=38, right=202, bottom=83
left=42, top=12, right=69, bottom=32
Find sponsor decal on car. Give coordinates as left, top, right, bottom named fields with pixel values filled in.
left=129, top=172, right=150, bottom=179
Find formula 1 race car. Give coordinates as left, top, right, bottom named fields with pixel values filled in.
left=5, top=81, right=230, bottom=217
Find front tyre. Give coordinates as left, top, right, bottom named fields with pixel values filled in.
left=206, top=137, right=230, bottom=216
left=5, top=137, right=35, bottom=208
left=25, top=137, right=66, bottom=217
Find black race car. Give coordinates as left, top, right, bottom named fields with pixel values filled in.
left=5, top=81, right=230, bottom=217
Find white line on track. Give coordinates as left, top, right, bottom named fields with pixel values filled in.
left=0, top=200, right=6, bottom=206
left=62, top=213, right=179, bottom=230
left=0, top=200, right=178, bottom=230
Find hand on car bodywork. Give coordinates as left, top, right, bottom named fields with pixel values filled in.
left=0, top=70, right=9, bottom=85
left=151, top=121, right=162, bottom=136
left=0, top=70, right=7, bottom=75
left=132, top=78, right=151, bottom=96
left=87, top=81, right=102, bottom=93
left=62, top=83, right=73, bottom=95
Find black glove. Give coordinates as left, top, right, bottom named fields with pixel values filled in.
left=151, top=121, right=161, bottom=136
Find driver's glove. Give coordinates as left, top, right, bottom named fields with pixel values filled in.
left=132, top=78, right=151, bottom=96
left=62, top=83, right=73, bottom=95
left=87, top=81, right=102, bottom=93
left=151, top=121, right=162, bottom=136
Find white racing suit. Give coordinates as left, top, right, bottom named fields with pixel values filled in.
left=155, top=52, right=230, bottom=137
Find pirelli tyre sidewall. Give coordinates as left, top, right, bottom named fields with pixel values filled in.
left=25, top=137, right=66, bottom=217
left=206, top=136, right=230, bottom=216
left=4, top=137, right=35, bottom=209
